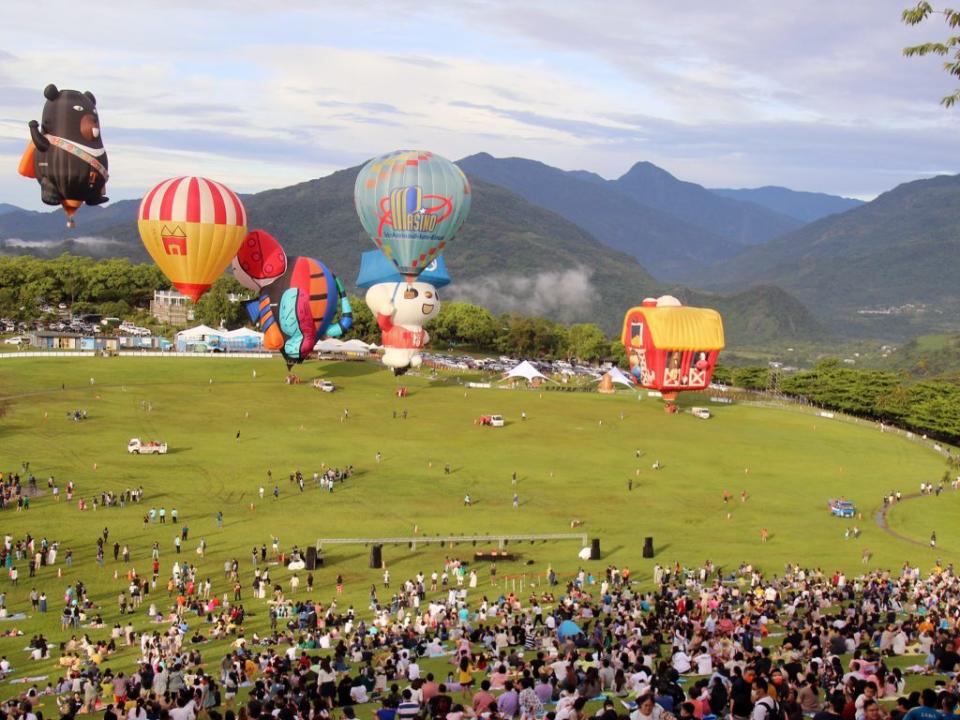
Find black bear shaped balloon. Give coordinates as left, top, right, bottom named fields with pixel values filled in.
left=18, top=84, right=109, bottom=227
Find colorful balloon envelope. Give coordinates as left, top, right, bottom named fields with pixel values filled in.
left=232, top=229, right=288, bottom=292
left=354, top=150, right=471, bottom=279
left=138, top=176, right=247, bottom=302
left=246, top=254, right=353, bottom=369
left=18, top=84, right=110, bottom=228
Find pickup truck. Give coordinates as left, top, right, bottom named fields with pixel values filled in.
left=128, top=438, right=167, bottom=455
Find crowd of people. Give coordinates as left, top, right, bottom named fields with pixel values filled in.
left=1, top=551, right=959, bottom=720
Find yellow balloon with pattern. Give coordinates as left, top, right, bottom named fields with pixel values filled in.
left=138, top=176, right=247, bottom=302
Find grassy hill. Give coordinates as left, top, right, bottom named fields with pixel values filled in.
left=875, top=333, right=960, bottom=376
left=0, top=356, right=954, bottom=700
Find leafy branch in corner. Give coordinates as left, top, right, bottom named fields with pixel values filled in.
left=902, top=1, right=960, bottom=107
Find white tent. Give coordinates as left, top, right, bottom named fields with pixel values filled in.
left=602, top=367, right=635, bottom=387
left=314, top=338, right=345, bottom=352
left=340, top=339, right=373, bottom=354
left=314, top=338, right=374, bottom=355
left=223, top=327, right=263, bottom=340
left=502, top=360, right=551, bottom=383
left=176, top=324, right=222, bottom=342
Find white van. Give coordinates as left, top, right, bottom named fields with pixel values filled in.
left=691, top=407, right=712, bottom=419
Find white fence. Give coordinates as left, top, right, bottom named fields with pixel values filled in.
left=0, top=351, right=96, bottom=359
left=118, top=352, right=274, bottom=359
left=0, top=351, right=274, bottom=360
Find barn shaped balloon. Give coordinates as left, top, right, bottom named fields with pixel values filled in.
left=138, top=177, right=247, bottom=302
left=354, top=150, right=471, bottom=279
left=621, top=296, right=725, bottom=412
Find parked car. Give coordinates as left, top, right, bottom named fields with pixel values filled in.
left=691, top=407, right=712, bottom=419
left=3, top=336, right=28, bottom=345
left=318, top=380, right=335, bottom=393
left=827, top=499, right=856, bottom=518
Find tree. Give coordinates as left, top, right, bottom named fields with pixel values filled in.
left=902, top=2, right=960, bottom=107
left=194, top=276, right=246, bottom=329
left=565, top=323, right=608, bottom=363
left=432, top=302, right=498, bottom=348
left=346, top=295, right=378, bottom=344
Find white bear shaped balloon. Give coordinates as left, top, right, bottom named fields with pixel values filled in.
left=365, top=281, right=441, bottom=374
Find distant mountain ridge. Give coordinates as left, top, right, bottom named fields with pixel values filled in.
left=458, top=154, right=808, bottom=282
left=0, top=203, right=24, bottom=216
left=610, top=161, right=803, bottom=246
left=457, top=153, right=740, bottom=280
left=690, top=173, right=960, bottom=337
left=710, top=185, right=864, bottom=222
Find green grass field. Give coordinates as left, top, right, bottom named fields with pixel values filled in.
left=0, top=357, right=953, bottom=701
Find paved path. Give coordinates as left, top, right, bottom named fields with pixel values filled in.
left=873, top=492, right=932, bottom=548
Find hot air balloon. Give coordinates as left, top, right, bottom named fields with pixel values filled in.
left=354, top=150, right=471, bottom=280
left=620, top=296, right=725, bottom=413
left=138, top=177, right=247, bottom=302
left=231, top=228, right=288, bottom=291
left=18, top=84, right=109, bottom=228
left=238, top=233, right=352, bottom=369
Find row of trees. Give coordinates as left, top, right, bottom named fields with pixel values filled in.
left=716, top=359, right=960, bottom=443
left=353, top=300, right=622, bottom=363
left=0, top=254, right=166, bottom=321
left=0, top=255, right=622, bottom=363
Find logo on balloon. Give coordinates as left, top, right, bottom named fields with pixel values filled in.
left=377, top=185, right=452, bottom=239
left=161, top=225, right=187, bottom=256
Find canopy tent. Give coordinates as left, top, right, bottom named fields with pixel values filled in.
left=602, top=367, right=635, bottom=387
left=175, top=324, right=263, bottom=351
left=223, top=327, right=263, bottom=339
left=314, top=338, right=376, bottom=356
left=175, top=324, right=221, bottom=342
left=501, top=360, right=552, bottom=383
left=314, top=338, right=345, bottom=353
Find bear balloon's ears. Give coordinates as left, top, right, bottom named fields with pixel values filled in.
left=43, top=84, right=60, bottom=101
left=84, top=91, right=96, bottom=105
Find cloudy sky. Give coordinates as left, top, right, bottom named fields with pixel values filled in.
left=1, top=0, right=957, bottom=210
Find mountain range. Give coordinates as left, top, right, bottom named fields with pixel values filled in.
left=687, top=173, right=960, bottom=337
left=2, top=153, right=957, bottom=342
left=458, top=153, right=804, bottom=281
left=710, top=186, right=863, bottom=223
left=0, top=168, right=822, bottom=344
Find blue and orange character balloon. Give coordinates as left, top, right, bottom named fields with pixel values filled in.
left=354, top=150, right=471, bottom=280
left=236, top=230, right=352, bottom=369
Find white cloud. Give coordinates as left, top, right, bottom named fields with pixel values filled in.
left=450, top=268, right=596, bottom=320
left=1, top=0, right=958, bottom=210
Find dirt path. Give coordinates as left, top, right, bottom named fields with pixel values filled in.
left=874, top=492, right=931, bottom=548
